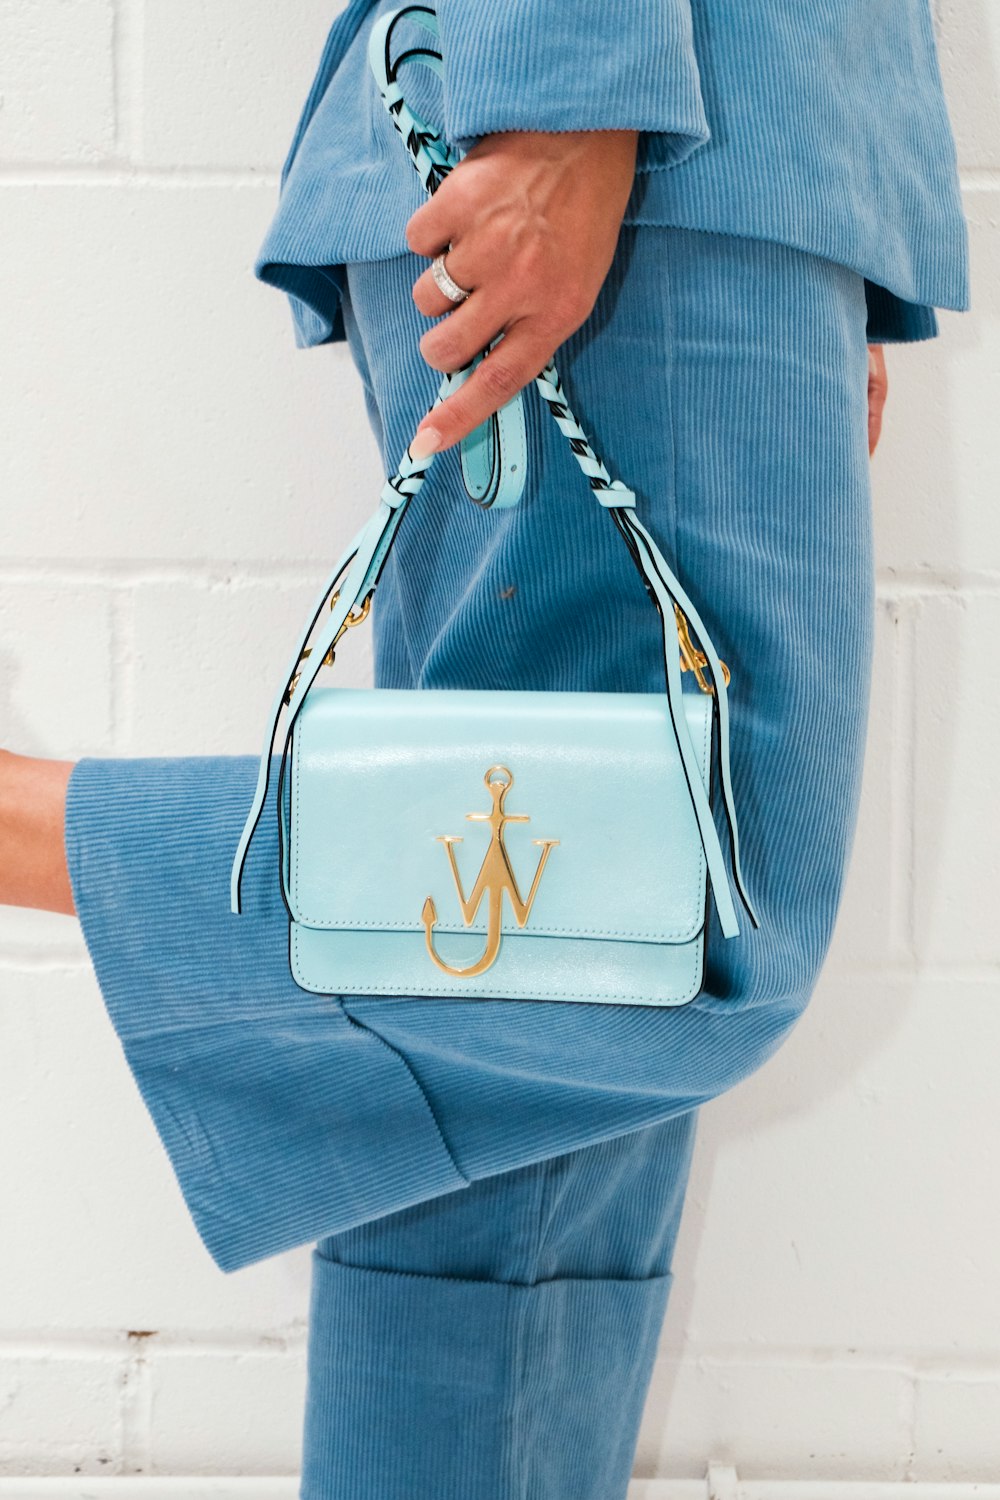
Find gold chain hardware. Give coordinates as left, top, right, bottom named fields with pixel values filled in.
left=284, top=589, right=374, bottom=705
left=284, top=591, right=722, bottom=703
left=674, top=604, right=730, bottom=694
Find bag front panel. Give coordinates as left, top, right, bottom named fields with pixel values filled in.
left=284, top=686, right=714, bottom=1003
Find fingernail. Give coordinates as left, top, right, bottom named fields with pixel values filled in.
left=410, top=426, right=442, bottom=459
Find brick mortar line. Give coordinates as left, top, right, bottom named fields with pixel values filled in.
left=0, top=567, right=337, bottom=586
left=0, top=1337, right=993, bottom=1378
left=0, top=959, right=90, bottom=974
left=0, top=167, right=280, bottom=187
left=0, top=568, right=997, bottom=594
left=653, top=1352, right=1000, bottom=1377
left=0, top=1334, right=307, bottom=1358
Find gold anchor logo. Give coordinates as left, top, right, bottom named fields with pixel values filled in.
left=421, top=765, right=559, bottom=978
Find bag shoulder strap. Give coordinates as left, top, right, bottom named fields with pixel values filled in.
left=230, top=3, right=760, bottom=939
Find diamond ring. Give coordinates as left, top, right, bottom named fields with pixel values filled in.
left=431, top=250, right=472, bottom=304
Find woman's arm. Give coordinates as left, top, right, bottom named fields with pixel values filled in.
left=0, top=750, right=75, bottom=914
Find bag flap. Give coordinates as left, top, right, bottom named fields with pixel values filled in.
left=285, top=687, right=713, bottom=946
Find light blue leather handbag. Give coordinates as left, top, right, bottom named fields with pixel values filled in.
left=229, top=3, right=760, bottom=1006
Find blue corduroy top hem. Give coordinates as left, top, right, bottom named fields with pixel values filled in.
left=255, top=237, right=942, bottom=352
left=251, top=0, right=970, bottom=350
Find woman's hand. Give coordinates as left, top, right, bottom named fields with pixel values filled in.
left=868, top=343, right=888, bottom=456
left=405, top=128, right=640, bottom=458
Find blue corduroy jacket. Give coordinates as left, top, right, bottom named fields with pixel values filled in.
left=255, top=0, right=970, bottom=347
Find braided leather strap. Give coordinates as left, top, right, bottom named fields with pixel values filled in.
left=367, top=5, right=638, bottom=515
left=370, top=4, right=526, bottom=511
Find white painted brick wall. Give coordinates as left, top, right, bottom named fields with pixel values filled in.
left=0, top=0, right=996, bottom=1486
left=0, top=2, right=115, bottom=163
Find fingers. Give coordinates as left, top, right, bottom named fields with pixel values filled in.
left=411, top=250, right=477, bottom=321
left=405, top=173, right=471, bottom=265
left=406, top=234, right=574, bottom=458
left=867, top=343, right=889, bottom=457
left=410, top=319, right=557, bottom=458
left=410, top=241, right=493, bottom=351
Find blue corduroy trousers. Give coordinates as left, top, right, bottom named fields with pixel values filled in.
left=64, top=223, right=875, bottom=1498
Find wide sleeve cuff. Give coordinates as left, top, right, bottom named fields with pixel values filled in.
left=435, top=0, right=711, bottom=171
left=64, top=754, right=469, bottom=1274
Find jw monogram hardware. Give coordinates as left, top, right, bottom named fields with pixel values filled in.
left=228, top=4, right=761, bottom=1008
left=422, top=765, right=560, bottom=979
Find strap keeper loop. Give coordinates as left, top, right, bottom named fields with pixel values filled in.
left=595, top=481, right=637, bottom=509
left=380, top=479, right=407, bottom=509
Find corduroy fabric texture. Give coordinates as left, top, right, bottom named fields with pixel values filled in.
left=65, top=222, right=875, bottom=1276
left=254, top=0, right=969, bottom=349
left=304, top=1113, right=698, bottom=1499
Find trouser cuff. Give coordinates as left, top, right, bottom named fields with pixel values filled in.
left=302, top=1252, right=674, bottom=1500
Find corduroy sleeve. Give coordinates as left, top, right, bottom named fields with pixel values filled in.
left=63, top=755, right=470, bottom=1275
left=434, top=0, right=711, bottom=171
